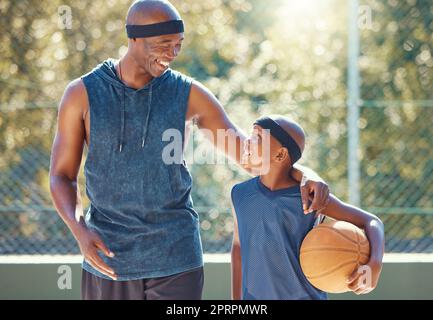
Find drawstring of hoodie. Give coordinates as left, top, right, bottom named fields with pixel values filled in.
left=119, top=86, right=125, bottom=153
left=141, top=84, right=152, bottom=148
left=118, top=85, right=153, bottom=152
left=117, top=59, right=153, bottom=153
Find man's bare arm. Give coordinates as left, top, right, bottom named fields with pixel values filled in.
left=49, top=79, right=116, bottom=279
left=187, top=81, right=248, bottom=167
left=187, top=81, right=330, bottom=212
left=50, top=79, right=87, bottom=236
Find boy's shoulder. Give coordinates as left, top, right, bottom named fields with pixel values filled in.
left=231, top=177, right=258, bottom=199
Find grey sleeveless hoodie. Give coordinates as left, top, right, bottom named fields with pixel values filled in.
left=81, top=59, right=203, bottom=280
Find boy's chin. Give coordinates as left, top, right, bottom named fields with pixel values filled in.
left=241, top=155, right=271, bottom=175
left=242, top=162, right=269, bottom=176
left=241, top=154, right=251, bottom=168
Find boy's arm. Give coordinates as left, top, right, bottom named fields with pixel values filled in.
left=230, top=203, right=242, bottom=300
left=319, top=194, right=385, bottom=295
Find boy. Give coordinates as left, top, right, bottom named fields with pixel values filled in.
left=231, top=115, right=384, bottom=300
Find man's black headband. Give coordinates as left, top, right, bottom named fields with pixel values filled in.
left=126, top=20, right=184, bottom=38
left=254, top=116, right=302, bottom=165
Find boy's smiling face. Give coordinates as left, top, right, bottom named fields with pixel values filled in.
left=242, top=117, right=306, bottom=175
left=242, top=125, right=280, bottom=175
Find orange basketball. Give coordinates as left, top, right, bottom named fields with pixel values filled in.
left=300, top=220, right=370, bottom=293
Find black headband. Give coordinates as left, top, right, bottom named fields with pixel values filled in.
left=253, top=116, right=302, bottom=165
left=126, top=20, right=184, bottom=38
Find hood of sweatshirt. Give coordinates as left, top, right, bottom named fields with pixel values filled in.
left=93, top=58, right=171, bottom=152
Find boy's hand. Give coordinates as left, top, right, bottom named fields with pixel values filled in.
left=300, top=176, right=330, bottom=214
left=347, top=260, right=382, bottom=295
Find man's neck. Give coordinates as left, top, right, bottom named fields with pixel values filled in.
left=259, top=165, right=297, bottom=191
left=117, top=53, right=154, bottom=89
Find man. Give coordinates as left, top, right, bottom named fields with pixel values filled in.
left=49, top=0, right=329, bottom=300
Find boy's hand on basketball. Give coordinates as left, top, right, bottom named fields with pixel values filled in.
left=75, top=226, right=117, bottom=280
left=347, top=260, right=382, bottom=295
left=300, top=176, right=330, bottom=214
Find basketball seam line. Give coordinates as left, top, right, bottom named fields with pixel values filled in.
left=317, top=225, right=369, bottom=246
left=303, top=259, right=357, bottom=279
left=301, top=247, right=370, bottom=257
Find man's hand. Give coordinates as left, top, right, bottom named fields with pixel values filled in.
left=300, top=175, right=330, bottom=214
left=76, top=227, right=117, bottom=280
left=347, top=260, right=382, bottom=295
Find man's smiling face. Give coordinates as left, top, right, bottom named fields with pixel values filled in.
left=132, top=32, right=184, bottom=77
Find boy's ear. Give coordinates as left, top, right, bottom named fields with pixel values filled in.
left=275, top=147, right=289, bottom=162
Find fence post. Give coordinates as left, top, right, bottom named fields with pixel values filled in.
left=347, top=0, right=361, bottom=206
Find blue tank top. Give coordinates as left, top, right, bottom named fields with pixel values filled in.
left=80, top=59, right=203, bottom=280
left=231, top=176, right=328, bottom=300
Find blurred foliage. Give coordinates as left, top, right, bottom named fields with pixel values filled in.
left=0, top=0, right=432, bottom=253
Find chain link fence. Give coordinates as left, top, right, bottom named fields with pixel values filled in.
left=1, top=103, right=432, bottom=254
left=1, top=0, right=432, bottom=254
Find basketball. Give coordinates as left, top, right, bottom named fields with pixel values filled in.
left=300, top=220, right=371, bottom=293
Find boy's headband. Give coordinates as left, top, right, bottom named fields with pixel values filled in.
left=126, top=20, right=184, bottom=38
left=253, top=116, right=302, bottom=165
